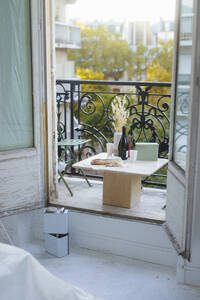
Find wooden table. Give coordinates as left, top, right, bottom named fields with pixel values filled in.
left=73, top=153, right=168, bottom=208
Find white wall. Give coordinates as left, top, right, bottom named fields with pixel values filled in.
left=55, top=1, right=79, bottom=79
left=0, top=208, right=44, bottom=247
left=56, top=49, right=75, bottom=78
left=69, top=211, right=177, bottom=267
left=55, top=0, right=68, bottom=23
left=0, top=209, right=176, bottom=269
left=179, top=54, right=192, bottom=74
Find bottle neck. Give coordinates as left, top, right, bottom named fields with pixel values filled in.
left=122, top=126, right=126, bottom=135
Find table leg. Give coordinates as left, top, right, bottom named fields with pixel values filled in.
left=103, top=172, right=141, bottom=208
left=58, top=170, right=73, bottom=197
left=79, top=169, right=92, bottom=187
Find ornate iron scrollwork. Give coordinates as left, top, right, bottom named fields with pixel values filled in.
left=56, top=79, right=171, bottom=186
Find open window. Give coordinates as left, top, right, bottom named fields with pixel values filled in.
left=48, top=0, right=200, bottom=264
left=164, top=0, right=200, bottom=260
left=0, top=0, right=49, bottom=215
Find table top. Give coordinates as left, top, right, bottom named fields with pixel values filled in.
left=72, top=152, right=168, bottom=176
left=58, top=138, right=91, bottom=147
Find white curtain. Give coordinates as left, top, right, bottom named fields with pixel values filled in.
left=0, top=0, right=33, bottom=151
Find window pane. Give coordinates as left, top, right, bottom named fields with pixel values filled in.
left=173, top=0, right=194, bottom=170
left=0, top=0, right=33, bottom=151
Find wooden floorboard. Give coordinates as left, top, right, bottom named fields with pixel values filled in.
left=50, top=177, right=166, bottom=224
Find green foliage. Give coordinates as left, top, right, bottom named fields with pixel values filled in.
left=76, top=68, right=104, bottom=82
left=70, top=37, right=172, bottom=186
left=76, top=68, right=109, bottom=92
left=147, top=40, right=173, bottom=89
left=73, top=67, right=112, bottom=143
left=142, top=165, right=168, bottom=189
left=68, top=25, right=133, bottom=81
left=146, top=40, right=173, bottom=108
left=149, top=40, right=173, bottom=73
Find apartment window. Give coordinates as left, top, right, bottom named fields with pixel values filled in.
left=173, top=0, right=194, bottom=170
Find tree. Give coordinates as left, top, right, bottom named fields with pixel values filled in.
left=76, top=68, right=107, bottom=91
left=68, top=25, right=133, bottom=81
left=147, top=63, right=171, bottom=83
left=147, top=40, right=173, bottom=82
left=146, top=40, right=173, bottom=100
left=127, top=43, right=148, bottom=81
left=74, top=68, right=112, bottom=142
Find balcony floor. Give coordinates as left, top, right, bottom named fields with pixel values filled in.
left=51, top=177, right=166, bottom=224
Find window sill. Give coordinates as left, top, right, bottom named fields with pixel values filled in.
left=50, top=177, right=166, bottom=224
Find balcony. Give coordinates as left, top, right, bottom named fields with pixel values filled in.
left=180, top=33, right=192, bottom=46
left=55, top=22, right=81, bottom=49
left=180, top=15, right=192, bottom=46
left=55, top=79, right=172, bottom=223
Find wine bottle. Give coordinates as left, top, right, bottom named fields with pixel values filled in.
left=118, top=126, right=129, bottom=160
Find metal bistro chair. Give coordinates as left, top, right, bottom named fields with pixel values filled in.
left=58, top=138, right=92, bottom=196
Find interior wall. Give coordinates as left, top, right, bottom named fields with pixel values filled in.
left=0, top=209, right=177, bottom=269
left=0, top=208, right=44, bottom=247
left=69, top=211, right=177, bottom=267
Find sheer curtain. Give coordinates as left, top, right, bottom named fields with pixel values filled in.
left=0, top=0, right=33, bottom=151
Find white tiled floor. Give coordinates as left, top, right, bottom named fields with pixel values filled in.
left=29, top=242, right=200, bottom=300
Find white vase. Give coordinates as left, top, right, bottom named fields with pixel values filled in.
left=113, top=132, right=122, bottom=156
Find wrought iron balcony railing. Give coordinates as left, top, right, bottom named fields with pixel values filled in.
left=56, top=79, right=171, bottom=187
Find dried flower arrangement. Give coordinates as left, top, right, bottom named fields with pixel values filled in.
left=111, top=96, right=128, bottom=132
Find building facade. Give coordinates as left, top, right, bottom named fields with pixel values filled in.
left=55, top=0, right=81, bottom=79
left=123, top=21, right=156, bottom=51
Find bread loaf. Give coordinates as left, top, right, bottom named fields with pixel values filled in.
left=91, top=159, right=120, bottom=166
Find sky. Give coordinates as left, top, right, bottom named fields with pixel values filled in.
left=68, top=0, right=176, bottom=23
